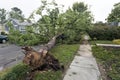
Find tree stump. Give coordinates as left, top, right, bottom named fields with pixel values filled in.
left=22, top=35, right=64, bottom=71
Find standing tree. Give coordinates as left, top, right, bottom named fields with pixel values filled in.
left=0, top=8, right=7, bottom=34
left=69, top=2, right=93, bottom=31
left=0, top=8, right=7, bottom=26
left=62, top=2, right=93, bottom=43
left=72, top=2, right=87, bottom=13
left=107, top=2, right=120, bottom=22
left=9, top=7, right=25, bottom=21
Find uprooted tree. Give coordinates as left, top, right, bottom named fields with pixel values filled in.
left=22, top=34, right=64, bottom=72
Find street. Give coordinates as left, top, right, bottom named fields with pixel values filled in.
left=0, top=43, right=41, bottom=71
left=0, top=44, right=24, bottom=70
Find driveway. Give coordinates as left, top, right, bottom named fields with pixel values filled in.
left=0, top=44, right=24, bottom=71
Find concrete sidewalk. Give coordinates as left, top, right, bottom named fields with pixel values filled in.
left=63, top=44, right=101, bottom=80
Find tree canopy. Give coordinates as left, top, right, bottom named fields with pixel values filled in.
left=0, top=0, right=94, bottom=45
left=0, top=8, right=7, bottom=26
left=60, top=2, right=93, bottom=43
left=107, top=2, right=120, bottom=22
left=9, top=7, right=25, bottom=21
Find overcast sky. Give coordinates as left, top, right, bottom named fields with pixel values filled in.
left=0, top=0, right=120, bottom=22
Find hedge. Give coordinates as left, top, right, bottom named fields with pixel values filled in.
left=87, top=26, right=120, bottom=40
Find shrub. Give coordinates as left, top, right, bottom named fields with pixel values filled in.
left=87, top=26, right=120, bottom=40
left=113, top=39, right=120, bottom=44
left=1, top=32, right=6, bottom=35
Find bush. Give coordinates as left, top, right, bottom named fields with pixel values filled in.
left=1, top=32, right=7, bottom=35
left=113, top=39, right=120, bottom=44
left=87, top=26, right=120, bottom=40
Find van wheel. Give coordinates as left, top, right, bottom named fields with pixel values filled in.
left=2, top=40, right=6, bottom=43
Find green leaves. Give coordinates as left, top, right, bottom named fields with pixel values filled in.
left=0, top=8, right=7, bottom=25
left=59, top=2, right=93, bottom=43
left=72, top=2, right=87, bottom=13
left=8, top=26, right=41, bottom=46
left=87, top=26, right=120, bottom=40
left=8, top=1, right=93, bottom=45
left=9, top=7, right=25, bottom=21
left=107, top=2, right=120, bottom=22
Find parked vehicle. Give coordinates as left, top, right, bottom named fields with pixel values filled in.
left=0, top=35, right=8, bottom=43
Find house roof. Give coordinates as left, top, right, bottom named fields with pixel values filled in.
left=10, top=18, right=32, bottom=26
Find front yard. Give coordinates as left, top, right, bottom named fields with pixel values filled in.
left=90, top=40, right=113, bottom=45
left=92, top=45, right=120, bottom=80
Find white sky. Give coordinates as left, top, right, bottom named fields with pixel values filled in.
left=0, top=0, right=120, bottom=22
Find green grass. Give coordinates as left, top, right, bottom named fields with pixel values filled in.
left=0, top=44, right=79, bottom=80
left=92, top=46, right=120, bottom=80
left=0, top=63, right=30, bottom=80
left=34, top=44, right=79, bottom=80
left=50, top=44, right=79, bottom=65
left=90, top=40, right=113, bottom=45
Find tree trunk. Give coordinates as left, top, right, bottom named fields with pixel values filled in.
left=22, top=34, right=63, bottom=71
left=38, top=35, right=57, bottom=52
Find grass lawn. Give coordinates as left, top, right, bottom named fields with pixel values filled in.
left=90, top=40, right=113, bottom=45
left=92, top=46, right=120, bottom=80
left=0, top=44, right=79, bottom=80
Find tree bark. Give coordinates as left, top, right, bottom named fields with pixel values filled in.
left=38, top=35, right=57, bottom=52
left=22, top=34, right=63, bottom=71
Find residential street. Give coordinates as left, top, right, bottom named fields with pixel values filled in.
left=0, top=44, right=24, bottom=70
left=0, top=43, right=42, bottom=71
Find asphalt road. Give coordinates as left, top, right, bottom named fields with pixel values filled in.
left=0, top=43, right=42, bottom=71
left=0, top=44, right=24, bottom=71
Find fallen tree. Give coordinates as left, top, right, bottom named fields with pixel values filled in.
left=22, top=35, right=64, bottom=71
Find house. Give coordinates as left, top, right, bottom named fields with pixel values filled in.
left=5, top=19, right=32, bottom=33
left=0, top=24, right=8, bottom=34
left=0, top=25, right=3, bottom=34
left=109, top=21, right=120, bottom=27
